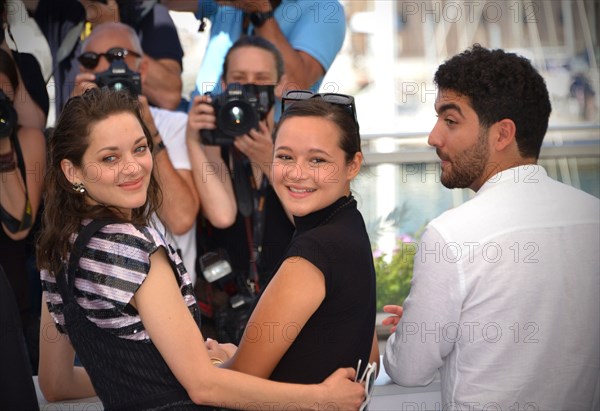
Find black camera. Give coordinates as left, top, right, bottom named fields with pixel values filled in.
left=0, top=90, right=17, bottom=139
left=95, top=59, right=142, bottom=97
left=200, top=83, right=275, bottom=146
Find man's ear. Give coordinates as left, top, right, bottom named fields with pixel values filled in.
left=493, top=119, right=517, bottom=152
left=60, top=159, right=81, bottom=185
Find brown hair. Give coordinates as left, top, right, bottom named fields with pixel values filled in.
left=37, top=88, right=162, bottom=276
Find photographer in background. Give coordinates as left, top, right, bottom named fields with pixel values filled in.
left=0, top=47, right=46, bottom=373
left=72, top=22, right=201, bottom=283
left=28, top=0, right=184, bottom=115
left=186, top=0, right=346, bottom=117
left=1, top=0, right=48, bottom=130
left=187, top=36, right=294, bottom=344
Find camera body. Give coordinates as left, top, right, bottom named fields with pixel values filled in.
left=0, top=90, right=17, bottom=139
left=201, top=83, right=275, bottom=146
left=95, top=59, right=142, bottom=97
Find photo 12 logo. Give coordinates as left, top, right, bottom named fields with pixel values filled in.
left=400, top=1, right=539, bottom=24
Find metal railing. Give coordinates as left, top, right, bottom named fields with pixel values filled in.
left=360, top=123, right=600, bottom=165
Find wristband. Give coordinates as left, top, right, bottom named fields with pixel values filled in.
left=249, top=9, right=274, bottom=27
left=210, top=357, right=224, bottom=366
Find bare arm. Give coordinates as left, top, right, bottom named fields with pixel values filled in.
left=154, top=163, right=199, bottom=234
left=139, top=97, right=200, bottom=234
left=160, top=0, right=198, bottom=12
left=255, top=31, right=324, bottom=92
left=38, top=294, right=96, bottom=402
left=141, top=56, right=183, bottom=110
left=186, top=95, right=237, bottom=228
left=226, top=1, right=324, bottom=91
left=134, top=247, right=364, bottom=409
left=224, top=257, right=326, bottom=378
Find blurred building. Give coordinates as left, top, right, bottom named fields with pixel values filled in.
left=324, top=0, right=599, bottom=245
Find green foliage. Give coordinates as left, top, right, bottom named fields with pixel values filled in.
left=374, top=240, right=418, bottom=311
left=367, top=202, right=426, bottom=311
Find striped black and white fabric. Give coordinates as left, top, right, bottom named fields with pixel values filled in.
left=41, top=219, right=197, bottom=341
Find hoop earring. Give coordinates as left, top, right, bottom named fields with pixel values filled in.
left=72, top=182, right=86, bottom=194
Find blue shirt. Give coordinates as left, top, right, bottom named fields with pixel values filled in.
left=192, top=0, right=346, bottom=117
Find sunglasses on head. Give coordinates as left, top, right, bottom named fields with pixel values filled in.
left=77, top=47, right=142, bottom=70
left=281, top=90, right=359, bottom=130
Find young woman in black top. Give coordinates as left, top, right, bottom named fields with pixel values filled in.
left=208, top=94, right=379, bottom=384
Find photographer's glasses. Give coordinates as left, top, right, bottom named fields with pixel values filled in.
left=78, top=47, right=141, bottom=70
left=281, top=90, right=359, bottom=130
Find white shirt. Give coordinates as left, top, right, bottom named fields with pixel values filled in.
left=150, top=106, right=198, bottom=285
left=384, top=165, right=600, bottom=410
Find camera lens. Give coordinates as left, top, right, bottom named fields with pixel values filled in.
left=217, top=100, right=258, bottom=137
left=106, top=78, right=138, bottom=97
left=111, top=81, right=127, bottom=92
left=228, top=106, right=244, bottom=125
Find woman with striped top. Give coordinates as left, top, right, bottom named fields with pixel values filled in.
left=36, top=87, right=364, bottom=410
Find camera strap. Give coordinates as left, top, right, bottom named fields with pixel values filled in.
left=232, top=150, right=268, bottom=294
left=244, top=176, right=268, bottom=294
left=0, top=129, right=33, bottom=233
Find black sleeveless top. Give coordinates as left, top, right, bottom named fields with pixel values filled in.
left=267, top=195, right=377, bottom=384
left=55, top=220, right=214, bottom=411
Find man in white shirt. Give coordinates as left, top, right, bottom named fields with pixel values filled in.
left=383, top=44, right=599, bottom=410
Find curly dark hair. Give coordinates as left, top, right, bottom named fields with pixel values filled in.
left=37, top=88, right=162, bottom=277
left=434, top=44, right=552, bottom=159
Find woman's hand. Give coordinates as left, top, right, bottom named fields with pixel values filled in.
left=205, top=338, right=238, bottom=363
left=186, top=95, right=216, bottom=142
left=233, top=120, right=274, bottom=180
left=319, top=368, right=365, bottom=410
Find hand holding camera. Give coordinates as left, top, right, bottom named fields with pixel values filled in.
left=72, top=72, right=98, bottom=98
left=232, top=120, right=274, bottom=179
left=95, top=59, right=142, bottom=97
left=73, top=58, right=142, bottom=98
left=186, top=94, right=218, bottom=140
